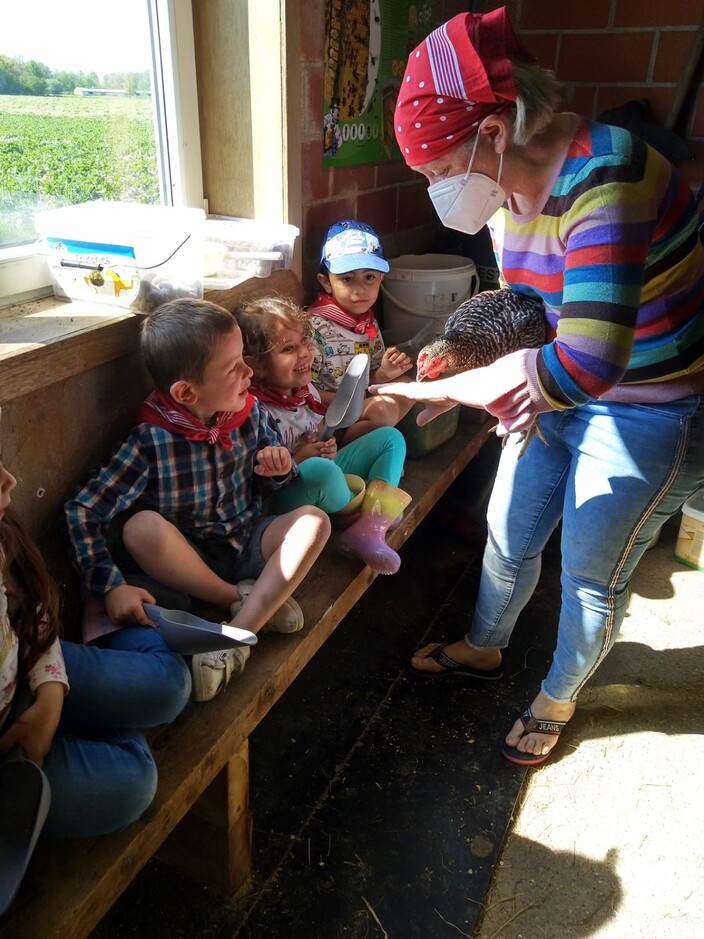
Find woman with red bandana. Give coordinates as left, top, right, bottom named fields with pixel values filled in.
left=373, top=7, right=704, bottom=764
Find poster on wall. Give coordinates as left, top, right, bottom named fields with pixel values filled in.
left=323, top=0, right=435, bottom=167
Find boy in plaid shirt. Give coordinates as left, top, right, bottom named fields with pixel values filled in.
left=65, top=300, right=331, bottom=701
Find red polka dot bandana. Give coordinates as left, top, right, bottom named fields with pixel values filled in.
left=394, top=7, right=534, bottom=166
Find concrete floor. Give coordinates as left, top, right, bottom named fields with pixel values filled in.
left=473, top=514, right=704, bottom=939
left=89, top=470, right=703, bottom=939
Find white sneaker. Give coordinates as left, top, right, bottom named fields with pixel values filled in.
left=230, top=579, right=304, bottom=634
left=190, top=645, right=250, bottom=702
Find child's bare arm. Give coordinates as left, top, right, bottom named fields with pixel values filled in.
left=317, top=389, right=336, bottom=407
left=0, top=681, right=64, bottom=764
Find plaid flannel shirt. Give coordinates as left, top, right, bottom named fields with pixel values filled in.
left=64, top=398, right=297, bottom=597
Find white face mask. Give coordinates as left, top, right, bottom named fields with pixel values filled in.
left=427, top=133, right=506, bottom=235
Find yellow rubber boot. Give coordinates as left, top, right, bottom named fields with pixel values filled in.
left=331, top=474, right=366, bottom=529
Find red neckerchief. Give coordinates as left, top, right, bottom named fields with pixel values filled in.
left=309, top=292, right=379, bottom=341
left=137, top=389, right=254, bottom=451
left=250, top=382, right=328, bottom=415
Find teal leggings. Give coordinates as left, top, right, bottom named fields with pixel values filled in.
left=272, top=426, right=406, bottom=513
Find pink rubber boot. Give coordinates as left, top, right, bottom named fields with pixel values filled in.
left=337, top=480, right=412, bottom=574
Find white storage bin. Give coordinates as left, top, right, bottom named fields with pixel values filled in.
left=380, top=254, right=480, bottom=342
left=675, top=489, right=704, bottom=571
left=203, top=216, right=299, bottom=289
left=35, top=201, right=205, bottom=312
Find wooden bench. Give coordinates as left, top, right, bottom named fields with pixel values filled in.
left=1, top=273, right=494, bottom=939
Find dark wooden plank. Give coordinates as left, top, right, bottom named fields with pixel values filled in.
left=156, top=744, right=252, bottom=894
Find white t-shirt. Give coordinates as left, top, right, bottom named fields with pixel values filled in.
left=258, top=384, right=325, bottom=454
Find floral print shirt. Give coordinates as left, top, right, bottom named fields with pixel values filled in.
left=0, top=574, right=68, bottom=732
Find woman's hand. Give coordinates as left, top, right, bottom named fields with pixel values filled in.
left=254, top=445, right=293, bottom=477
left=368, top=378, right=460, bottom=425
left=0, top=682, right=64, bottom=765
left=369, top=351, right=539, bottom=433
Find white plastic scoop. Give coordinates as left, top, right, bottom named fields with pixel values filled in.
left=318, top=353, right=369, bottom=441
left=0, top=689, right=52, bottom=917
left=143, top=604, right=258, bottom=655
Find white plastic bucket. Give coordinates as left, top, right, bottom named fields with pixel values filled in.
left=381, top=253, right=480, bottom=342
left=674, top=488, right=704, bottom=571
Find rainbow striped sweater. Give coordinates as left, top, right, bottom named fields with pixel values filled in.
left=489, top=118, right=704, bottom=410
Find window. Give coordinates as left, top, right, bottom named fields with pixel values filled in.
left=0, top=0, right=203, bottom=305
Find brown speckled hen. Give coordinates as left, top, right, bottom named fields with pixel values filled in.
left=416, top=288, right=547, bottom=381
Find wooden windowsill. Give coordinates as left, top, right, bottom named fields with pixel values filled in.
left=0, top=296, right=143, bottom=404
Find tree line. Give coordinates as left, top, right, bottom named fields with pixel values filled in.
left=0, top=55, right=150, bottom=97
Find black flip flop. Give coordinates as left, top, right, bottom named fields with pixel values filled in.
left=407, top=643, right=503, bottom=680
left=501, top=706, right=568, bottom=765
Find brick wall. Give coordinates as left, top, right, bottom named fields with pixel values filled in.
left=297, top=1, right=704, bottom=292
left=507, top=0, right=704, bottom=192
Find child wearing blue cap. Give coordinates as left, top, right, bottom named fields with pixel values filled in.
left=309, top=220, right=414, bottom=443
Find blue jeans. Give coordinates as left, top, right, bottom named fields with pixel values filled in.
left=466, top=396, right=704, bottom=703
left=40, top=626, right=191, bottom=839
left=272, top=426, right=407, bottom=513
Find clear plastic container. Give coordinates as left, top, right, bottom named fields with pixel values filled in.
left=35, top=201, right=206, bottom=312
left=203, top=216, right=299, bottom=289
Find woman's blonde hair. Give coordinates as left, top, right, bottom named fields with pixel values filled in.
left=234, top=296, right=312, bottom=382
left=510, top=59, right=562, bottom=145
left=451, top=60, right=561, bottom=159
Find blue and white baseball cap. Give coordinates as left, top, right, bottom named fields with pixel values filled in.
left=320, top=220, right=389, bottom=274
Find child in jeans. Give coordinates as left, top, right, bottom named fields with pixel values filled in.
left=236, top=296, right=412, bottom=575
left=0, top=416, right=190, bottom=842
left=310, top=220, right=415, bottom=442
left=64, top=300, right=331, bottom=702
